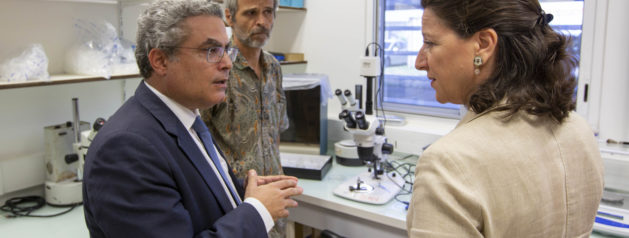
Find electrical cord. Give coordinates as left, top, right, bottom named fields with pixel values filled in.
left=377, top=43, right=386, bottom=128
left=384, top=159, right=417, bottom=208
left=364, top=42, right=383, bottom=57
left=1, top=195, right=80, bottom=218
left=364, top=42, right=387, bottom=128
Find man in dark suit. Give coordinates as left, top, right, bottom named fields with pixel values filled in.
left=82, top=0, right=303, bottom=237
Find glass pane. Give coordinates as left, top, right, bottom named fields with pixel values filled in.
left=541, top=1, right=584, bottom=101
left=380, top=0, right=584, bottom=117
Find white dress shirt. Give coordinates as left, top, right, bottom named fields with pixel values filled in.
left=145, top=82, right=274, bottom=232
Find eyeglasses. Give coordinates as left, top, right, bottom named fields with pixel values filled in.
left=170, top=46, right=239, bottom=63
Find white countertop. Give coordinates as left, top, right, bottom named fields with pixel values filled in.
left=0, top=151, right=618, bottom=238
left=290, top=151, right=618, bottom=238
left=0, top=204, right=89, bottom=237
left=290, top=154, right=412, bottom=231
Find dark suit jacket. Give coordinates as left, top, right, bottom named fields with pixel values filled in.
left=83, top=81, right=266, bottom=238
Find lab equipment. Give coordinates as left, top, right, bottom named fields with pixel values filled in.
left=280, top=74, right=332, bottom=155
left=333, top=89, right=361, bottom=166
left=593, top=144, right=629, bottom=236
left=607, top=138, right=629, bottom=145
left=332, top=88, right=404, bottom=204
left=44, top=98, right=105, bottom=206
left=355, top=84, right=363, bottom=110
left=359, top=56, right=380, bottom=115
left=334, top=139, right=361, bottom=166
left=280, top=152, right=332, bottom=180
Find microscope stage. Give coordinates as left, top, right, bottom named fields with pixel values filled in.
left=333, top=171, right=405, bottom=205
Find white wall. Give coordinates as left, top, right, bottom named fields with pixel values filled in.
left=266, top=0, right=376, bottom=117
left=596, top=0, right=629, bottom=142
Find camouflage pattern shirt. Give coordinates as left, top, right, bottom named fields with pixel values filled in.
left=202, top=47, right=289, bottom=179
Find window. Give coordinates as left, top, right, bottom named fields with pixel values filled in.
left=378, top=0, right=585, bottom=118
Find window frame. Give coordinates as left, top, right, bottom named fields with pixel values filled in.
left=377, top=0, right=587, bottom=120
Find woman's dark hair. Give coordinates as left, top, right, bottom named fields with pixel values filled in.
left=421, top=0, right=577, bottom=122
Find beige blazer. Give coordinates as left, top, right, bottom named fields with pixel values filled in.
left=407, top=109, right=604, bottom=238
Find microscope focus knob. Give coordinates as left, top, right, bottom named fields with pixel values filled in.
left=382, top=143, right=394, bottom=155
left=376, top=127, right=385, bottom=135
left=93, top=117, right=106, bottom=131
left=65, top=153, right=79, bottom=164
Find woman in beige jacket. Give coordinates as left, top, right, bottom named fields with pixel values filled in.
left=406, top=0, right=604, bottom=237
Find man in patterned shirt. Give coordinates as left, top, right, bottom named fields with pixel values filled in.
left=202, top=0, right=289, bottom=212
left=202, top=1, right=289, bottom=235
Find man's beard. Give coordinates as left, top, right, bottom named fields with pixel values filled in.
left=234, top=25, right=272, bottom=48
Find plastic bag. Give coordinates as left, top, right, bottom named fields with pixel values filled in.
left=111, top=37, right=139, bottom=75
left=0, top=44, right=50, bottom=83
left=283, top=73, right=333, bottom=106
left=64, top=19, right=121, bottom=79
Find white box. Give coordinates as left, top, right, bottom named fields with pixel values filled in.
left=360, top=56, right=381, bottom=77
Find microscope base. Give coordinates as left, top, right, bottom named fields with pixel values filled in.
left=333, top=171, right=405, bottom=205
left=45, top=180, right=82, bottom=206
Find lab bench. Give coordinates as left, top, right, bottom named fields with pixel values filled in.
left=287, top=154, right=618, bottom=238
left=286, top=153, right=413, bottom=238
left=0, top=154, right=618, bottom=238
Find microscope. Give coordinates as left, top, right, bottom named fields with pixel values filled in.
left=332, top=89, right=404, bottom=205
left=43, top=98, right=105, bottom=206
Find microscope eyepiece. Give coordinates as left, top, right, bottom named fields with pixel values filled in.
left=338, top=111, right=346, bottom=120
left=355, top=111, right=369, bottom=129
left=344, top=90, right=357, bottom=107
left=335, top=89, right=347, bottom=106
left=339, top=110, right=357, bottom=128
left=344, top=89, right=352, bottom=97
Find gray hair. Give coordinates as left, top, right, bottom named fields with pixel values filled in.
left=135, top=0, right=224, bottom=79
left=223, top=0, right=279, bottom=22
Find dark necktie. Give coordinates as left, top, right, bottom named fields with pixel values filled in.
left=192, top=116, right=242, bottom=205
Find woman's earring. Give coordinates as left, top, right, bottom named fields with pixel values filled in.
left=473, top=56, right=483, bottom=75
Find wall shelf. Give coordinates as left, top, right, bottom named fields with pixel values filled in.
left=0, top=61, right=306, bottom=90
left=280, top=60, right=307, bottom=65
left=278, top=6, right=307, bottom=12
left=0, top=60, right=307, bottom=89
left=0, top=74, right=140, bottom=90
